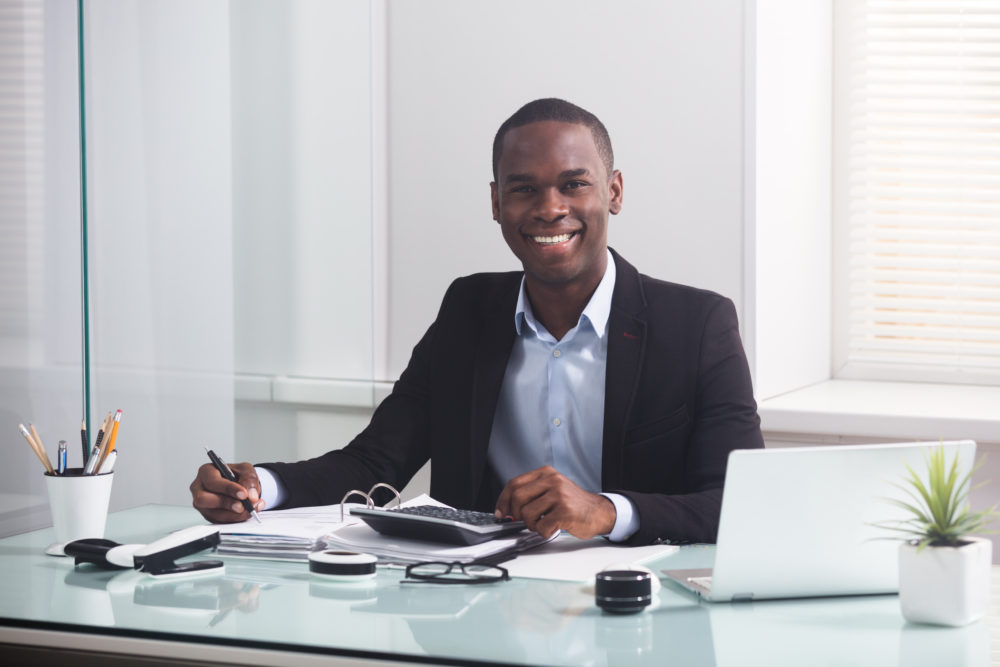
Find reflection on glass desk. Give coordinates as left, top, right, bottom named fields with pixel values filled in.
left=0, top=505, right=995, bottom=666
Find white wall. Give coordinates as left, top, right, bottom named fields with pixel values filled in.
left=385, top=0, right=750, bottom=377
left=231, top=0, right=374, bottom=383
left=750, top=0, right=832, bottom=400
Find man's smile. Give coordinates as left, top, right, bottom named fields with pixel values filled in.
left=529, top=231, right=578, bottom=245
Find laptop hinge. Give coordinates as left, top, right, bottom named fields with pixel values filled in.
left=732, top=593, right=754, bottom=602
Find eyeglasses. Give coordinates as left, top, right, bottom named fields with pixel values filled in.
left=403, top=561, right=510, bottom=585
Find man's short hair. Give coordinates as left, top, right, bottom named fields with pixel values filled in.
left=492, top=98, right=614, bottom=182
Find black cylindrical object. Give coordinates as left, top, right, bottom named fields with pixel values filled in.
left=595, top=569, right=653, bottom=614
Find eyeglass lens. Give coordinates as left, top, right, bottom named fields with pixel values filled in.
left=408, top=562, right=506, bottom=580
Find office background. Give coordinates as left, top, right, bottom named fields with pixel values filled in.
left=3, top=0, right=998, bottom=559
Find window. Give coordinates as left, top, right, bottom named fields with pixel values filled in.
left=835, top=0, right=1000, bottom=386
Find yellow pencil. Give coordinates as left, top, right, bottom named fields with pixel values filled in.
left=18, top=424, right=54, bottom=474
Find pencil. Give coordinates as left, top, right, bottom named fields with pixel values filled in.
left=94, top=411, right=111, bottom=451
left=29, top=424, right=53, bottom=474
left=84, top=412, right=111, bottom=474
left=28, top=423, right=55, bottom=474
left=97, top=409, right=122, bottom=472
left=18, top=424, right=54, bottom=474
left=80, top=419, right=89, bottom=467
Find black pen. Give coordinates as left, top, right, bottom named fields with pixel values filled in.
left=206, top=448, right=261, bottom=523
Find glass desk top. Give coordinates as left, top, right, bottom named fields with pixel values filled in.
left=0, top=504, right=995, bottom=666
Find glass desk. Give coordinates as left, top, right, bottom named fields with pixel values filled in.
left=0, top=505, right=995, bottom=666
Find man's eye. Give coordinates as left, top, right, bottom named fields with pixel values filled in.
left=563, top=181, right=587, bottom=190
left=510, top=185, right=534, bottom=194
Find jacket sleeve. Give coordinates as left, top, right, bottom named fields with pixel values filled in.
left=616, top=297, right=763, bottom=545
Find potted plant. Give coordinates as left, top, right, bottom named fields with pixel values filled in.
left=880, top=446, right=997, bottom=626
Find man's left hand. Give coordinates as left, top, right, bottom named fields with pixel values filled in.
left=494, top=466, right=616, bottom=539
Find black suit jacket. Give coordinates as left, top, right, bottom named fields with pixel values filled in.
left=261, top=249, right=763, bottom=544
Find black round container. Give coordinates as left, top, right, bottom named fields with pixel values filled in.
left=595, top=569, right=653, bottom=614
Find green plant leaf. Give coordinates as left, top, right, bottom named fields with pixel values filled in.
left=877, top=448, right=999, bottom=546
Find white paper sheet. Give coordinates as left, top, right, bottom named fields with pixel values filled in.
left=502, top=534, right=678, bottom=581
left=217, top=502, right=366, bottom=540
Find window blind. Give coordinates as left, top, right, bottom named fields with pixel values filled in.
left=0, top=0, right=45, bottom=341
left=841, top=0, right=1000, bottom=384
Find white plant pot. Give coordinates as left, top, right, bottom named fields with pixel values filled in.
left=898, top=536, right=992, bottom=627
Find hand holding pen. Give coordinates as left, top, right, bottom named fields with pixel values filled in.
left=203, top=449, right=262, bottom=524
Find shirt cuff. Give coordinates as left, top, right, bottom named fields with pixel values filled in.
left=600, top=492, right=639, bottom=542
left=255, top=466, right=286, bottom=510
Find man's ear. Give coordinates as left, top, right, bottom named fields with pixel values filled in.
left=608, top=170, right=623, bottom=215
left=490, top=182, right=500, bottom=221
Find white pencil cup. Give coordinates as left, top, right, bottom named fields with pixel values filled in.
left=44, top=468, right=114, bottom=555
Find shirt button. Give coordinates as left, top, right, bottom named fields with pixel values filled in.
left=552, top=417, right=561, bottom=427
left=552, top=349, right=561, bottom=358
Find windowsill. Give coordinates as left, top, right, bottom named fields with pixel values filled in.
left=234, top=374, right=394, bottom=408
left=758, top=380, right=1000, bottom=446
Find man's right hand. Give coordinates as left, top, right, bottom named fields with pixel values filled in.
left=190, top=461, right=264, bottom=523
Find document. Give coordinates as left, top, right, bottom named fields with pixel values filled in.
left=322, top=521, right=556, bottom=565
left=216, top=502, right=367, bottom=560
left=214, top=495, right=678, bottom=575
left=502, top=534, right=679, bottom=582
left=215, top=494, right=465, bottom=561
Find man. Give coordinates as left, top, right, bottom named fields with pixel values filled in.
left=191, top=98, right=763, bottom=545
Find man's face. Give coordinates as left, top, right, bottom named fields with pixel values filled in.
left=491, top=121, right=623, bottom=291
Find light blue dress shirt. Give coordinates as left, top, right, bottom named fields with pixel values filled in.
left=486, top=250, right=637, bottom=542
left=260, top=249, right=638, bottom=541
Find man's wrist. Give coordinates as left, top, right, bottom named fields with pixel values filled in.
left=254, top=466, right=285, bottom=509
left=601, top=493, right=639, bottom=542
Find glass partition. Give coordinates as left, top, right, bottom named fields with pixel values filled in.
left=0, top=0, right=85, bottom=536
left=0, top=0, right=379, bottom=536
left=82, top=0, right=377, bottom=509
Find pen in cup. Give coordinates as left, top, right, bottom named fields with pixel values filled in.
left=58, top=440, right=67, bottom=474
left=205, top=448, right=261, bottom=523
left=99, top=450, right=118, bottom=474
left=97, top=409, right=122, bottom=472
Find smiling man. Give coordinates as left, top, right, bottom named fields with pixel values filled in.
left=191, top=98, right=764, bottom=545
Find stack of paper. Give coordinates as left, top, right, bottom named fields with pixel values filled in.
left=216, top=503, right=366, bottom=560
left=322, top=522, right=556, bottom=565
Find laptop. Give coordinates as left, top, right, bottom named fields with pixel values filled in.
left=663, top=440, right=977, bottom=602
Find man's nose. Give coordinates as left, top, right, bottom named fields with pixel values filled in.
left=533, top=188, right=569, bottom=223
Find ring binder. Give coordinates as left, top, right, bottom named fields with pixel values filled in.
left=339, top=483, right=402, bottom=522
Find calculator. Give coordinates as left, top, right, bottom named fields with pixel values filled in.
left=350, top=505, right=528, bottom=546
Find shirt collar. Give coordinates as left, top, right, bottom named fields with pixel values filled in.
left=514, top=248, right=616, bottom=339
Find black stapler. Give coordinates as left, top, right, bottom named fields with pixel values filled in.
left=64, top=525, right=224, bottom=578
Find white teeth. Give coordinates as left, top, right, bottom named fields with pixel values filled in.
left=532, top=233, right=573, bottom=245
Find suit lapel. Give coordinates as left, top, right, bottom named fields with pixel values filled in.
left=602, top=249, right=647, bottom=490
left=468, top=275, right=520, bottom=504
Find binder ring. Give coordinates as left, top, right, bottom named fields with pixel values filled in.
left=340, top=490, right=375, bottom=522
left=339, top=483, right=402, bottom=522
left=367, top=482, right=402, bottom=509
